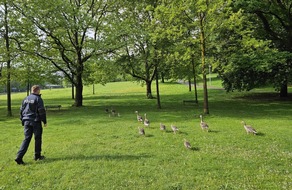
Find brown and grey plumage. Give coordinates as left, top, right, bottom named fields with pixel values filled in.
left=106, top=107, right=116, bottom=117
left=241, top=121, right=257, bottom=135
left=138, top=127, right=145, bottom=135
left=171, top=124, right=179, bottom=134
left=160, top=123, right=166, bottom=131
left=144, top=113, right=150, bottom=127
left=199, top=115, right=209, bottom=132
left=135, top=111, right=143, bottom=122
left=111, top=108, right=116, bottom=116
left=184, top=139, right=191, bottom=149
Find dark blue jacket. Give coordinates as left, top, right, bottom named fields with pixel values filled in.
left=20, top=93, right=47, bottom=125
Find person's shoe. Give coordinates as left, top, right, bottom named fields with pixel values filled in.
left=34, top=155, right=45, bottom=161
left=15, top=158, right=25, bottom=165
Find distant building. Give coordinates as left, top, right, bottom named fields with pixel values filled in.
left=45, top=84, right=64, bottom=89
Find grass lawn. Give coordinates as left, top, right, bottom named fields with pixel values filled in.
left=0, top=80, right=291, bottom=190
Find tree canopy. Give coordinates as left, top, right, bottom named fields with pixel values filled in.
left=11, top=0, right=119, bottom=106
left=0, top=0, right=291, bottom=114
left=216, top=0, right=292, bottom=96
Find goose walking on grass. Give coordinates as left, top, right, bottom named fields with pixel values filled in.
left=199, top=115, right=209, bottom=132
left=111, top=108, right=116, bottom=116
left=105, top=108, right=112, bottom=117
left=144, top=113, right=150, bottom=127
left=160, top=123, right=166, bottom=131
left=171, top=124, right=179, bottom=134
left=241, top=121, right=257, bottom=135
left=138, top=127, right=145, bottom=135
left=184, top=139, right=191, bottom=149
left=135, top=111, right=143, bottom=122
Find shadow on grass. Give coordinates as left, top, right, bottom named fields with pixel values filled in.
left=43, top=153, right=152, bottom=163
left=256, top=132, right=265, bottom=136
left=158, top=130, right=189, bottom=135
left=164, top=130, right=175, bottom=134
left=208, top=130, right=220, bottom=133
left=176, top=131, right=188, bottom=135
left=38, top=87, right=292, bottom=122
left=243, top=132, right=265, bottom=137
left=190, top=147, right=200, bottom=151
left=138, top=134, right=154, bottom=138
left=236, top=92, right=292, bottom=102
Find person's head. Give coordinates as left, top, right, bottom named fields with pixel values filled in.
left=31, top=85, right=41, bottom=94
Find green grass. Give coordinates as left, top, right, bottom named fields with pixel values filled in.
left=0, top=81, right=291, bottom=190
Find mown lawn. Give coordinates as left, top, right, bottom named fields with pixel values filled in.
left=0, top=81, right=291, bottom=190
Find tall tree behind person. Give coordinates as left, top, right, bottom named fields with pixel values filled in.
left=11, top=0, right=119, bottom=106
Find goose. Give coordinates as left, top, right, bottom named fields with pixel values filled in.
left=171, top=124, right=179, bottom=134
left=111, top=108, right=116, bottom=116
left=138, top=127, right=145, bottom=135
left=184, top=139, right=191, bottom=149
left=144, top=113, right=150, bottom=127
left=160, top=123, right=166, bottom=131
left=241, top=121, right=257, bottom=135
left=199, top=115, right=209, bottom=132
left=135, top=111, right=143, bottom=122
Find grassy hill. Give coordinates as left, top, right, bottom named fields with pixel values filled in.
left=0, top=81, right=291, bottom=189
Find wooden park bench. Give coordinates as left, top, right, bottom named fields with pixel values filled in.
left=183, top=100, right=198, bottom=105
left=45, top=105, right=62, bottom=111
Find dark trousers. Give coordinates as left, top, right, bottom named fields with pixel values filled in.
left=16, top=121, right=43, bottom=159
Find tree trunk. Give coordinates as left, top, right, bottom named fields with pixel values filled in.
left=26, top=80, right=30, bottom=96
left=202, top=73, right=209, bottom=114
left=199, top=12, right=209, bottom=114
left=188, top=78, right=191, bottom=92
left=74, top=72, right=83, bottom=107
left=6, top=60, right=12, bottom=117
left=71, top=73, right=74, bottom=99
left=146, top=80, right=153, bottom=99
left=4, top=2, right=12, bottom=117
left=280, top=83, right=288, bottom=97
left=155, top=66, right=161, bottom=109
left=161, top=72, right=165, bottom=83
left=72, top=84, right=75, bottom=100
left=192, top=56, right=198, bottom=103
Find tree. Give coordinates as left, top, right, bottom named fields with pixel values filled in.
left=152, top=0, right=231, bottom=114
left=0, top=0, right=57, bottom=117
left=0, top=0, right=24, bottom=116
left=113, top=1, right=160, bottom=99
left=12, top=0, right=118, bottom=106
left=2, top=1, right=12, bottom=116
left=151, top=2, right=202, bottom=105
left=115, top=1, right=187, bottom=108
left=84, top=56, right=120, bottom=86
left=216, top=0, right=292, bottom=97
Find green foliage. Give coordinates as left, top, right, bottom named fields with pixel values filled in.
left=216, top=0, right=292, bottom=94
left=0, top=82, right=291, bottom=189
left=1, top=0, right=291, bottom=107
left=9, top=0, right=123, bottom=106
left=84, top=58, right=120, bottom=85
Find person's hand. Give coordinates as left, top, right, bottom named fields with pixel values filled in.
left=44, top=124, right=47, bottom=127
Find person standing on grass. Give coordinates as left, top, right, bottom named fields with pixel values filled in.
left=15, top=85, right=47, bottom=165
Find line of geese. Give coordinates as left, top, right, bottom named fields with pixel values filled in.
left=135, top=111, right=258, bottom=150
